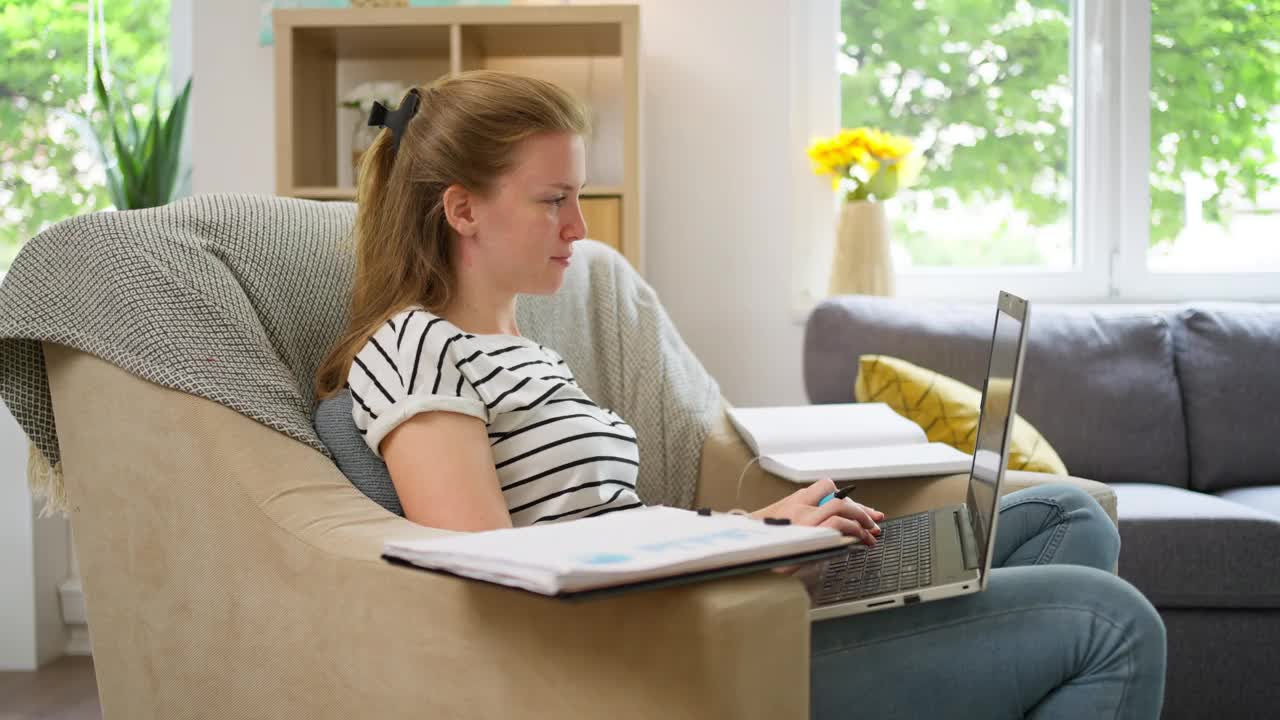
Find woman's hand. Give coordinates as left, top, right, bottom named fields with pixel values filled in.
left=752, top=477, right=885, bottom=545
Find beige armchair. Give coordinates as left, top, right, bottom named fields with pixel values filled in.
left=12, top=194, right=1117, bottom=719
left=46, top=343, right=1116, bottom=719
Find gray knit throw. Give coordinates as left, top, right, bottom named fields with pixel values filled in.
left=0, top=193, right=720, bottom=513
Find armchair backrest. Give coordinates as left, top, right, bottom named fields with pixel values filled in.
left=1, top=192, right=721, bottom=509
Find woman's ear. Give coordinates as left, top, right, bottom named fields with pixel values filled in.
left=442, top=184, right=478, bottom=238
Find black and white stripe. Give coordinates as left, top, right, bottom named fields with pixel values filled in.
left=348, top=306, right=643, bottom=526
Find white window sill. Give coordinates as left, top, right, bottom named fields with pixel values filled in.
left=790, top=270, right=1280, bottom=325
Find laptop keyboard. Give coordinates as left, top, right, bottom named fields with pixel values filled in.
left=813, top=511, right=934, bottom=605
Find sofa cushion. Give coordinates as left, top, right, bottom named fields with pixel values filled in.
left=1215, top=486, right=1280, bottom=519
left=313, top=388, right=403, bottom=516
left=1112, top=483, right=1280, bottom=608
left=805, top=297, right=1189, bottom=487
left=1173, top=304, right=1280, bottom=492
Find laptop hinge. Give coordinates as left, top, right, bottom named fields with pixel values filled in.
left=955, top=509, right=980, bottom=570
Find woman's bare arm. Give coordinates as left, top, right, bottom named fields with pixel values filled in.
left=380, top=411, right=513, bottom=532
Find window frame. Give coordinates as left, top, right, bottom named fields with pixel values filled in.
left=791, top=0, right=1280, bottom=315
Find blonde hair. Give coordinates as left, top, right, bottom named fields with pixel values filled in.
left=315, top=70, right=591, bottom=400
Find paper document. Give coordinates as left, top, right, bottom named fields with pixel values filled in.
left=383, top=506, right=848, bottom=596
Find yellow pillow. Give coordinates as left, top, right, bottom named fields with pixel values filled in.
left=853, top=354, right=1069, bottom=475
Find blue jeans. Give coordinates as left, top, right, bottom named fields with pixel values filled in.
left=811, top=484, right=1166, bottom=719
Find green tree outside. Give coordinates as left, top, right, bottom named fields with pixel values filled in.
left=0, top=0, right=170, bottom=270
left=840, top=0, right=1280, bottom=268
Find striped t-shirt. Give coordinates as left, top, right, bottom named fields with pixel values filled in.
left=347, top=306, right=645, bottom=526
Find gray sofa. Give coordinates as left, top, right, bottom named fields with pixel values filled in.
left=804, top=295, right=1280, bottom=720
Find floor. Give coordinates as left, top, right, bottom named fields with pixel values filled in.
left=0, top=656, right=101, bottom=720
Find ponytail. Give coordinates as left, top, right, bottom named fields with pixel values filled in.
left=314, top=71, right=590, bottom=400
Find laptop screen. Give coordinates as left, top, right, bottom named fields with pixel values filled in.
left=965, top=292, right=1030, bottom=584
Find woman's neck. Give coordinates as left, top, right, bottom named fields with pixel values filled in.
left=440, top=291, right=520, bottom=337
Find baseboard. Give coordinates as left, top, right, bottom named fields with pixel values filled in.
left=65, top=625, right=92, bottom=656
left=59, top=577, right=92, bottom=656
left=60, top=577, right=86, bottom=625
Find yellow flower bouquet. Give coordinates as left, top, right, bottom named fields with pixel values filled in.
left=808, top=127, right=921, bottom=297
left=807, top=127, right=922, bottom=203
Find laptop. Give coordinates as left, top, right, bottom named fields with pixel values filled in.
left=805, top=291, right=1031, bottom=621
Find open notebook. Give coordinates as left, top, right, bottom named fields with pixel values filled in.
left=382, top=506, right=854, bottom=598
left=727, top=402, right=972, bottom=483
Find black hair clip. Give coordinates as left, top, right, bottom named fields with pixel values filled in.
left=368, top=88, right=421, bottom=154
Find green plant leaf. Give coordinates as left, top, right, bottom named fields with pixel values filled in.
left=92, top=62, right=142, bottom=209
left=111, top=118, right=141, bottom=208
left=153, top=77, right=191, bottom=205
left=862, top=164, right=900, bottom=201
left=91, top=60, right=112, bottom=117
left=125, top=100, right=142, bottom=152
left=142, top=115, right=162, bottom=207
left=136, top=77, right=164, bottom=206
left=159, top=77, right=194, bottom=202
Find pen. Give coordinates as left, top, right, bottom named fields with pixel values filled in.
left=817, top=485, right=856, bottom=507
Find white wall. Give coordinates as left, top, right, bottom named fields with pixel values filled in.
left=0, top=401, right=68, bottom=670
left=0, top=402, right=37, bottom=669
left=629, top=0, right=808, bottom=406
left=190, top=0, right=276, bottom=198
left=191, top=0, right=809, bottom=407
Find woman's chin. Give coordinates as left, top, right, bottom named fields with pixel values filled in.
left=523, top=275, right=566, bottom=296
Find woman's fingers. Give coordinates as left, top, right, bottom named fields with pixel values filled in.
left=820, top=497, right=881, bottom=534
left=858, top=503, right=886, bottom=521
left=797, top=477, right=838, bottom=504
left=821, top=515, right=876, bottom=544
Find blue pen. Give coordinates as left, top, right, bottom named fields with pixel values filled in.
left=818, top=485, right=856, bottom=507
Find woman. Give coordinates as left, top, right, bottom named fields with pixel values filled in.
left=314, top=70, right=1166, bottom=719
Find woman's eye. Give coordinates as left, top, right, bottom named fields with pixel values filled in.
left=547, top=196, right=567, bottom=207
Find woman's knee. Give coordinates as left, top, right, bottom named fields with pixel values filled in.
left=1050, top=484, right=1120, bottom=559
left=1023, top=566, right=1167, bottom=713
left=1045, top=483, right=1108, bottom=518
left=1007, top=483, right=1120, bottom=569
left=1072, top=567, right=1167, bottom=671
left=1007, top=564, right=1166, bottom=666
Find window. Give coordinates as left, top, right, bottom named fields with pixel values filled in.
left=841, top=0, right=1074, bottom=271
left=795, top=0, right=1280, bottom=303
left=1145, top=1, right=1280, bottom=274
left=0, top=0, right=172, bottom=272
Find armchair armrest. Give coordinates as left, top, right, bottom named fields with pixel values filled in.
left=45, top=345, right=813, bottom=720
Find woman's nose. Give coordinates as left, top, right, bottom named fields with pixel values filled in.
left=565, top=203, right=587, bottom=241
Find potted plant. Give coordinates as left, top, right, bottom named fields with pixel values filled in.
left=807, top=127, right=920, bottom=296
left=63, top=62, right=193, bottom=210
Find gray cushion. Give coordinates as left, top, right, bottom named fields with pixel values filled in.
left=1173, top=304, right=1280, bottom=492
left=1215, top=486, right=1280, bottom=519
left=804, top=297, right=1190, bottom=487
left=313, top=389, right=403, bottom=516
left=1112, top=483, right=1280, bottom=608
